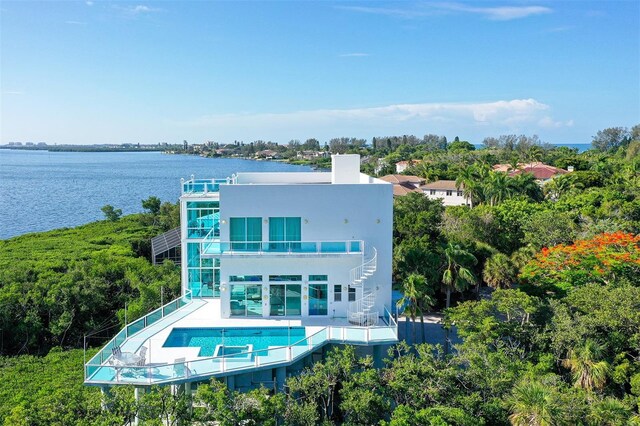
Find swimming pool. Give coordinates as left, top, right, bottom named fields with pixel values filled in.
left=163, top=327, right=308, bottom=357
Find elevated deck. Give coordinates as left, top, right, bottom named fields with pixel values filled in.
left=85, top=298, right=397, bottom=387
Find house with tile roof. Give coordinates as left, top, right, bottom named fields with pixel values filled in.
left=492, top=162, right=568, bottom=183
left=379, top=175, right=425, bottom=197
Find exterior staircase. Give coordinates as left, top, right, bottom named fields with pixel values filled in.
left=347, top=247, right=379, bottom=326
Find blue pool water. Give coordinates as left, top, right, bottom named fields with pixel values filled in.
left=163, top=327, right=307, bottom=357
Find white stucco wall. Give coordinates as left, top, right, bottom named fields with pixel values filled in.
left=217, top=181, right=393, bottom=316
left=423, top=190, right=469, bottom=206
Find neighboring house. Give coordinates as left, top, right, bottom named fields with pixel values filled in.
left=296, top=150, right=330, bottom=160
left=379, top=174, right=425, bottom=196
left=254, top=149, right=281, bottom=159
left=492, top=162, right=569, bottom=183
left=421, top=180, right=470, bottom=206
left=84, top=155, right=398, bottom=402
left=395, top=160, right=422, bottom=173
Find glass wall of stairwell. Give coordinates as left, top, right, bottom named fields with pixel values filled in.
left=186, top=200, right=221, bottom=298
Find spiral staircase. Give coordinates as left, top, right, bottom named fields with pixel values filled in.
left=347, top=247, right=378, bottom=326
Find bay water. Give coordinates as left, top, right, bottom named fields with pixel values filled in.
left=0, top=150, right=313, bottom=239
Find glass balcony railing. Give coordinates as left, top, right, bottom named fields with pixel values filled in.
left=181, top=178, right=233, bottom=195
left=83, top=311, right=397, bottom=386
left=200, top=240, right=364, bottom=256
left=84, top=291, right=193, bottom=380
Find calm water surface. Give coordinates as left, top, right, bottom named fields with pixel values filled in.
left=0, top=150, right=313, bottom=239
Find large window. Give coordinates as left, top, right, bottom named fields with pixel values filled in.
left=230, top=217, right=262, bottom=250
left=187, top=243, right=220, bottom=298
left=186, top=201, right=219, bottom=238
left=269, top=217, right=301, bottom=251
left=230, top=284, right=263, bottom=317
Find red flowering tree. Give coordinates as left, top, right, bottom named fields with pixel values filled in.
left=520, top=232, right=640, bottom=296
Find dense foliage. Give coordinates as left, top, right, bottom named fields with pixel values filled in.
left=0, top=126, right=638, bottom=424
left=0, top=199, right=180, bottom=355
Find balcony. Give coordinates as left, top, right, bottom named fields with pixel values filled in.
left=200, top=240, right=363, bottom=257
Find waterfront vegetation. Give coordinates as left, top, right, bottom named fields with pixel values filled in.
left=0, top=126, right=639, bottom=424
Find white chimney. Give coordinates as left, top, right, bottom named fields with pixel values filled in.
left=331, top=154, right=360, bottom=184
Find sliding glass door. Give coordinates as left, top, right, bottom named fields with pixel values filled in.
left=269, top=284, right=302, bottom=316
left=229, top=284, right=263, bottom=317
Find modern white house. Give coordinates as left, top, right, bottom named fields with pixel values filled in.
left=421, top=180, right=470, bottom=206
left=84, top=154, right=397, bottom=400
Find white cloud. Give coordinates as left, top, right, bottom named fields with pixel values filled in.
left=85, top=1, right=93, bottom=5
left=338, top=2, right=552, bottom=21
left=65, top=20, right=87, bottom=25
left=3, top=91, right=24, bottom=95
left=538, top=116, right=574, bottom=128
left=173, top=99, right=572, bottom=141
left=434, top=3, right=552, bottom=20
left=339, top=53, right=370, bottom=57
left=114, top=4, right=162, bottom=16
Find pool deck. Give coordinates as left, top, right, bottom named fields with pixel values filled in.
left=85, top=298, right=398, bottom=386
left=140, top=299, right=334, bottom=365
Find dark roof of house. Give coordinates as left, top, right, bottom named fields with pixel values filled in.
left=379, top=174, right=425, bottom=185
left=420, top=180, right=460, bottom=191
left=392, top=183, right=423, bottom=196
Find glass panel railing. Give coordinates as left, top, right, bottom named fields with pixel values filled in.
left=182, top=179, right=230, bottom=195
left=126, top=317, right=146, bottom=336
left=320, top=241, right=346, bottom=253
left=162, top=300, right=178, bottom=316
left=85, top=291, right=193, bottom=382
left=368, top=327, right=398, bottom=342
left=343, top=327, right=368, bottom=342
left=146, top=309, right=162, bottom=327
left=201, top=240, right=364, bottom=256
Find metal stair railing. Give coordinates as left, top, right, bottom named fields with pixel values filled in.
left=348, top=293, right=378, bottom=326
left=349, top=247, right=377, bottom=287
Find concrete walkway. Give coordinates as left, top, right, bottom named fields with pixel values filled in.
left=396, top=314, right=460, bottom=347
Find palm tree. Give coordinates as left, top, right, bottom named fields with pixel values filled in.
left=588, top=397, right=631, bottom=426
left=511, top=172, right=544, bottom=202
left=396, top=274, right=435, bottom=344
left=508, top=380, right=559, bottom=426
left=527, top=145, right=544, bottom=164
left=397, top=274, right=420, bottom=345
left=441, top=243, right=477, bottom=309
left=455, top=163, right=490, bottom=207
left=562, top=339, right=610, bottom=391
left=483, top=253, right=516, bottom=289
left=484, top=171, right=513, bottom=206
left=507, top=156, right=521, bottom=173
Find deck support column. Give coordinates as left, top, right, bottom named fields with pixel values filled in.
left=225, top=375, right=235, bottom=391
left=134, top=387, right=145, bottom=426
left=373, top=345, right=385, bottom=369
left=275, top=366, right=286, bottom=392
left=185, top=382, right=193, bottom=416
left=100, top=386, right=112, bottom=411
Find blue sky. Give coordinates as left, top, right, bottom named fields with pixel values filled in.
left=1, top=1, right=638, bottom=145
